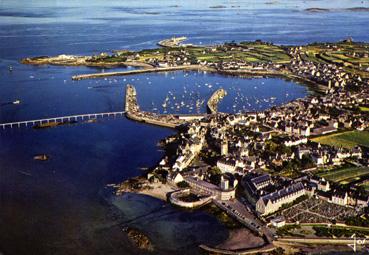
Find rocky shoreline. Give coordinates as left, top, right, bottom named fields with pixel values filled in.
left=123, top=227, right=154, bottom=251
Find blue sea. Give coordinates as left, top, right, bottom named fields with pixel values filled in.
left=0, top=0, right=368, bottom=254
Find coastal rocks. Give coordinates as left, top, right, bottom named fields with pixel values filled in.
left=114, top=176, right=148, bottom=195
left=123, top=227, right=153, bottom=251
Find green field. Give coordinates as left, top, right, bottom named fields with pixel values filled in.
left=188, top=42, right=291, bottom=64
left=317, top=166, right=369, bottom=184
left=299, top=42, right=369, bottom=78
left=360, top=182, right=369, bottom=191
left=360, top=106, right=369, bottom=112
left=311, top=131, right=369, bottom=149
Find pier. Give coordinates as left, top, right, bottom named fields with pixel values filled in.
left=207, top=88, right=227, bottom=114
left=125, top=84, right=189, bottom=128
left=72, top=65, right=200, bottom=80
left=0, top=111, right=125, bottom=129
left=157, top=36, right=188, bottom=47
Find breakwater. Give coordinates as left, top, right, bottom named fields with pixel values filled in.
left=207, top=88, right=227, bottom=114
left=157, top=36, right=187, bottom=47
left=125, top=85, right=188, bottom=128
left=72, top=65, right=200, bottom=80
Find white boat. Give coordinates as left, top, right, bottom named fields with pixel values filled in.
left=13, top=100, right=21, bottom=104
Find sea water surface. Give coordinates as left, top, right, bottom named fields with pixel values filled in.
left=0, top=0, right=368, bottom=254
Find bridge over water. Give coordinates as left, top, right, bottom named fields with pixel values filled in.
left=0, top=111, right=126, bottom=130
left=1, top=85, right=225, bottom=130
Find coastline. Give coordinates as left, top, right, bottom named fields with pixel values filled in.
left=22, top=56, right=328, bottom=93
left=113, top=177, right=176, bottom=202
left=17, top=38, right=369, bottom=255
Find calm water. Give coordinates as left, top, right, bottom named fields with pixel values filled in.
left=0, top=0, right=368, bottom=254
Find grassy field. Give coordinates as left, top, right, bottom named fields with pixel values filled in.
left=360, top=106, right=369, bottom=112
left=87, top=40, right=369, bottom=80
left=317, top=166, right=369, bottom=184
left=311, top=130, right=369, bottom=149
left=188, top=43, right=291, bottom=64
left=360, top=182, right=369, bottom=191
left=299, top=42, right=369, bottom=78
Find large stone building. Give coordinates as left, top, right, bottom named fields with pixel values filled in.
left=256, top=182, right=305, bottom=215
left=250, top=174, right=272, bottom=191
left=184, top=176, right=236, bottom=200
left=217, top=158, right=237, bottom=173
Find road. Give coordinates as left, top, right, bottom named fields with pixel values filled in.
left=214, top=199, right=274, bottom=243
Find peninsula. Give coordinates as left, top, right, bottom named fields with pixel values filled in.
left=22, top=38, right=369, bottom=93
left=22, top=38, right=369, bottom=254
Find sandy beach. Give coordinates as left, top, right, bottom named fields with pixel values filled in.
left=216, top=228, right=265, bottom=251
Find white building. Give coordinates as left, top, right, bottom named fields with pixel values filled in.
left=256, top=182, right=305, bottom=215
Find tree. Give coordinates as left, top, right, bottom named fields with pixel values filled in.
left=177, top=181, right=190, bottom=189
left=301, top=154, right=315, bottom=168
left=208, top=166, right=222, bottom=185
left=271, top=247, right=285, bottom=255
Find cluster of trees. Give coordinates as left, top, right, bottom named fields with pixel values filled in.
left=208, top=166, right=222, bottom=185
left=345, top=215, right=369, bottom=227
left=275, top=154, right=315, bottom=177
left=199, top=149, right=220, bottom=165
left=276, top=224, right=301, bottom=236
left=177, top=181, right=190, bottom=189
left=313, top=226, right=369, bottom=238
left=266, top=140, right=292, bottom=155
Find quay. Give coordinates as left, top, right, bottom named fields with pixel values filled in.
left=0, top=111, right=125, bottom=129
left=207, top=88, right=227, bottom=114
left=72, top=65, right=200, bottom=80
left=125, top=84, right=206, bottom=129
left=125, top=84, right=187, bottom=128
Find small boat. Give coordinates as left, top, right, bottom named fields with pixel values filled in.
left=33, top=154, right=49, bottom=161
left=18, top=171, right=32, bottom=176
left=13, top=100, right=21, bottom=104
